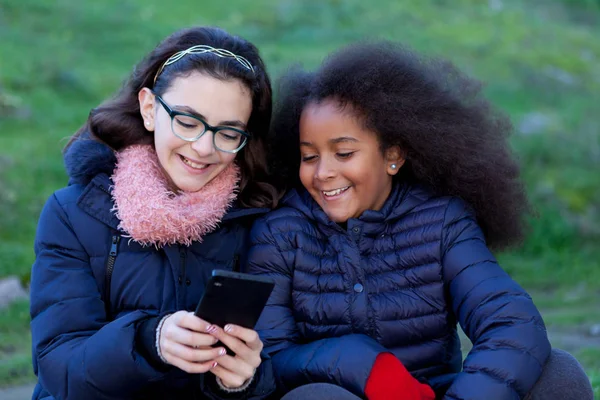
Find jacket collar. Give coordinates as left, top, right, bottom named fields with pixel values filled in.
left=282, top=183, right=434, bottom=233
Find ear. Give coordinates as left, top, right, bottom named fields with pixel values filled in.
left=138, top=87, right=156, bottom=132
left=384, top=146, right=405, bottom=176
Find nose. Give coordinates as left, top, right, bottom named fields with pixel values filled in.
left=190, top=131, right=216, bottom=156
left=315, top=158, right=336, bottom=181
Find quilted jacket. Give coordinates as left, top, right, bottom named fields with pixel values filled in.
left=30, top=138, right=275, bottom=400
left=246, top=184, right=551, bottom=399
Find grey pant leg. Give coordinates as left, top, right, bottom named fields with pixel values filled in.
left=281, top=383, right=362, bottom=400
left=525, top=348, right=594, bottom=400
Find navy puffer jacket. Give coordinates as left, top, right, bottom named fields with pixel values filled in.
left=246, top=184, right=550, bottom=399
left=30, top=138, right=275, bottom=400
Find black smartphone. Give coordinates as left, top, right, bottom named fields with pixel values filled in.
left=194, top=269, right=275, bottom=329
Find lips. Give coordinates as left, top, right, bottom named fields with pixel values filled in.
left=322, top=186, right=350, bottom=197
left=180, top=154, right=209, bottom=170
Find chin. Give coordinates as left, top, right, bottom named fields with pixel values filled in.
left=326, top=211, right=351, bottom=224
left=184, top=183, right=209, bottom=193
left=172, top=178, right=206, bottom=193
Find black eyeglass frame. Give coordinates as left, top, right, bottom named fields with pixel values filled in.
left=153, top=92, right=251, bottom=154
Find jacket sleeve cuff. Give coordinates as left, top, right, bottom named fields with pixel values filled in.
left=135, top=313, right=172, bottom=369
left=203, top=372, right=259, bottom=400
left=215, top=374, right=254, bottom=393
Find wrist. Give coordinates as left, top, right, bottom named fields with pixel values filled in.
left=215, top=373, right=255, bottom=393
left=135, top=312, right=172, bottom=369
left=155, top=313, right=172, bottom=364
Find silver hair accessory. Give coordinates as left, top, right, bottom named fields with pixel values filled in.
left=153, top=45, right=255, bottom=84
left=391, top=164, right=397, bottom=169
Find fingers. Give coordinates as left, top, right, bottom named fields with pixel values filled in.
left=162, top=341, right=226, bottom=363
left=158, top=311, right=229, bottom=373
left=210, top=362, right=255, bottom=389
left=222, top=325, right=264, bottom=352
left=161, top=311, right=219, bottom=348
left=162, top=324, right=218, bottom=348
left=169, top=357, right=218, bottom=374
left=213, top=354, right=256, bottom=379
left=175, top=311, right=213, bottom=333
left=208, top=326, right=262, bottom=368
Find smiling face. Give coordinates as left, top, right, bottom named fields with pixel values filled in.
left=139, top=71, right=252, bottom=192
left=298, top=100, right=404, bottom=223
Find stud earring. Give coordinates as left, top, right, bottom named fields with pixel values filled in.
left=145, top=121, right=150, bottom=126
left=391, top=164, right=397, bottom=169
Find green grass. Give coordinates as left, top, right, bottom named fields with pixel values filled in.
left=576, top=347, right=600, bottom=398
left=1, top=0, right=599, bottom=391
left=0, top=301, right=34, bottom=387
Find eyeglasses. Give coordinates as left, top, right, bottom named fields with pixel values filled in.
left=153, top=93, right=250, bottom=154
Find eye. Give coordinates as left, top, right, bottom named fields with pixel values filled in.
left=176, top=121, right=196, bottom=129
left=217, top=129, right=242, bottom=142
left=301, top=155, right=318, bottom=162
left=337, top=152, right=355, bottom=159
left=174, top=115, right=200, bottom=130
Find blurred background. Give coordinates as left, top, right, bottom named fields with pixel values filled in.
left=0, top=0, right=599, bottom=397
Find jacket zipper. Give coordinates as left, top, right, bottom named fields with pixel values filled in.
left=104, top=235, right=120, bottom=318
left=233, top=254, right=240, bottom=272
left=179, top=246, right=187, bottom=285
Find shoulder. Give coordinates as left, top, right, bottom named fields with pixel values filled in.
left=248, top=207, right=321, bottom=255
left=36, top=180, right=115, bottom=253
left=440, top=196, right=477, bottom=228
left=37, top=183, right=89, bottom=229
left=253, top=206, right=315, bottom=237
left=388, top=186, right=481, bottom=250
left=387, top=184, right=455, bottom=227
left=50, top=183, right=88, bottom=210
left=408, top=190, right=478, bottom=239
left=256, top=189, right=320, bottom=232
left=402, top=185, right=451, bottom=211
left=437, top=196, right=487, bottom=255
left=401, top=185, right=475, bottom=218
left=261, top=206, right=310, bottom=225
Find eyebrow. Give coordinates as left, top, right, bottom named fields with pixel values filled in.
left=330, top=136, right=358, bottom=144
left=300, top=136, right=359, bottom=147
left=174, top=104, right=247, bottom=130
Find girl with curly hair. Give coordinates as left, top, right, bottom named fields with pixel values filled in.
left=30, top=26, right=283, bottom=399
left=245, top=41, right=593, bottom=399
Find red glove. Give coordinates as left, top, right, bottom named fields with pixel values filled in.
left=365, top=353, right=435, bottom=400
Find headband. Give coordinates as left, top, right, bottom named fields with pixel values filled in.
left=153, top=45, right=255, bottom=85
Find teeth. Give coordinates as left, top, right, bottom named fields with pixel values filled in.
left=182, top=156, right=208, bottom=170
left=323, top=186, right=350, bottom=197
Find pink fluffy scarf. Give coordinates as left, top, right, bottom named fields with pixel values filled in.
left=110, top=145, right=239, bottom=247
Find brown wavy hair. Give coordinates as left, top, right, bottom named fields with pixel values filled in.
left=269, top=41, right=531, bottom=249
left=67, top=26, right=282, bottom=208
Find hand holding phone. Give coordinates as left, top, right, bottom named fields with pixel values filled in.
left=158, top=311, right=226, bottom=373
left=194, top=270, right=275, bottom=389
left=206, top=323, right=264, bottom=389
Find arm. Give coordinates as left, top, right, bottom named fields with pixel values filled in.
left=245, top=217, right=388, bottom=397
left=441, top=199, right=551, bottom=400
left=30, top=194, right=169, bottom=400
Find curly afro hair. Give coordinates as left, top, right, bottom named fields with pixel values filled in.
left=268, top=41, right=531, bottom=250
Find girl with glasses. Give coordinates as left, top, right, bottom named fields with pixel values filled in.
left=30, top=26, right=282, bottom=400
